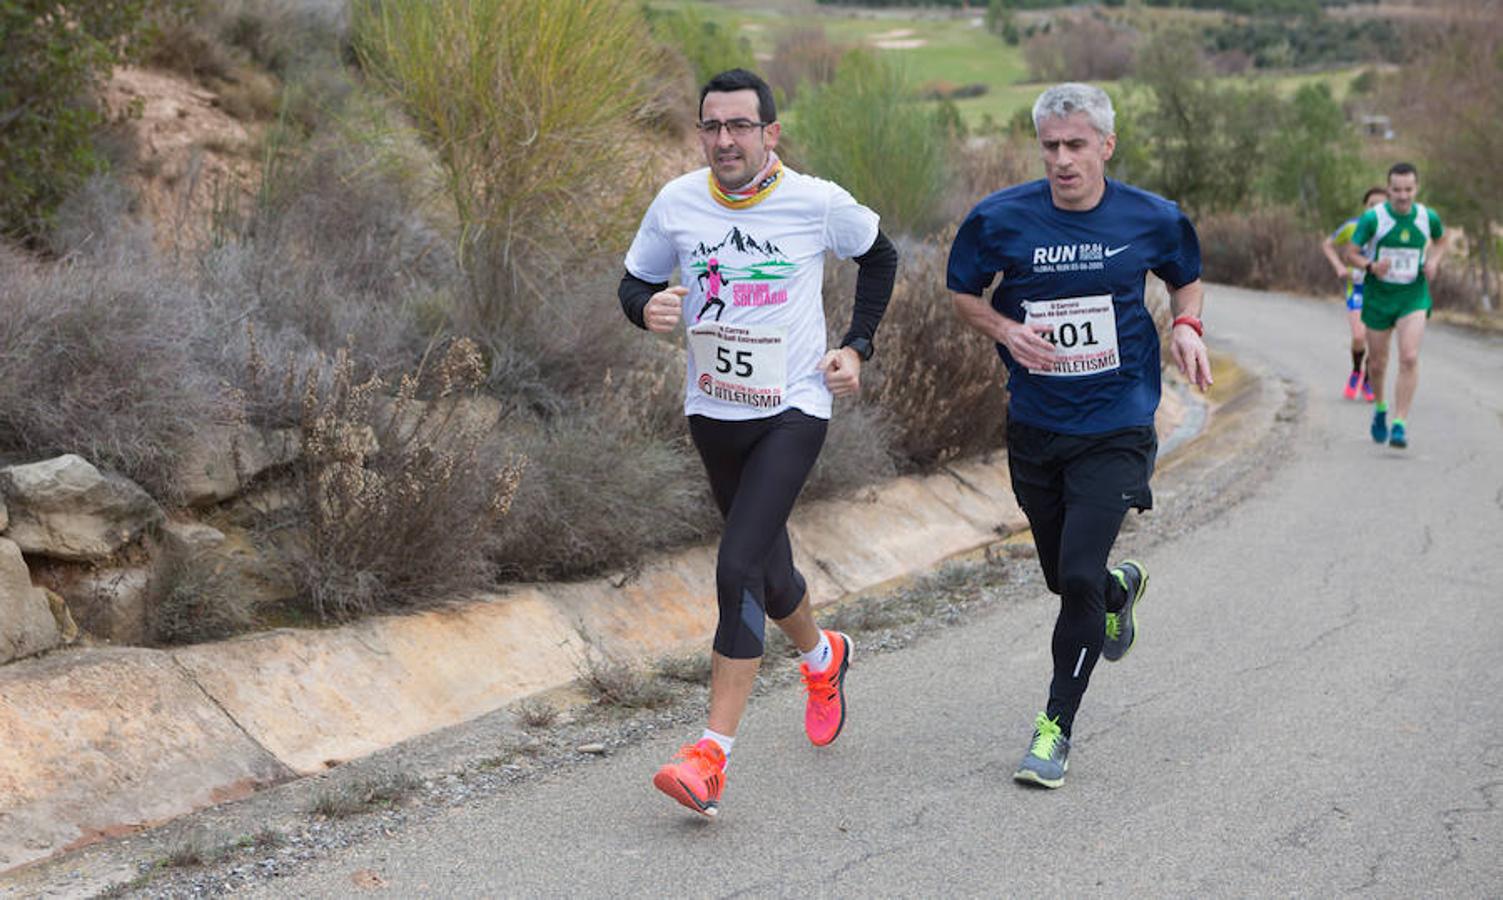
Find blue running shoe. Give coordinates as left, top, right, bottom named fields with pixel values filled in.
left=1370, top=409, right=1388, bottom=444
left=1013, top=713, right=1070, bottom=789
left=1389, top=421, right=1407, bottom=449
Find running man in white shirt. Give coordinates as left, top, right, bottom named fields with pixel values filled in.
left=618, top=68, right=898, bottom=818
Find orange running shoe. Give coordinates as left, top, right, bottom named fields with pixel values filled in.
left=652, top=739, right=726, bottom=817
left=800, top=630, right=853, bottom=747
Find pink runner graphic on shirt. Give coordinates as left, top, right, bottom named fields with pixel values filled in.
left=689, top=227, right=793, bottom=322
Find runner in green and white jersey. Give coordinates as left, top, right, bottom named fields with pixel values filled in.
left=1341, top=162, right=1448, bottom=449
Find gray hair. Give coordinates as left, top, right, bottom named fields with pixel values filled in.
left=1032, top=83, right=1115, bottom=137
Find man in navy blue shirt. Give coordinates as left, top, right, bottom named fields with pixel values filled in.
left=947, top=83, right=1212, bottom=789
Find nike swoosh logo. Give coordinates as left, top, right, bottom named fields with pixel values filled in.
left=1105, top=244, right=1131, bottom=258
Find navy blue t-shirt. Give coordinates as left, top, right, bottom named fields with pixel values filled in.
left=946, top=178, right=1201, bottom=435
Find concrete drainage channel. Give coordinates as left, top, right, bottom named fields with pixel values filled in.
left=0, top=365, right=1269, bottom=878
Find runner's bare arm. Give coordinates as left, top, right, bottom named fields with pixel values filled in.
left=1424, top=232, right=1449, bottom=281
left=1321, top=234, right=1351, bottom=281
left=1168, top=279, right=1213, bottom=391
left=1340, top=241, right=1380, bottom=274
left=951, top=290, right=1056, bottom=372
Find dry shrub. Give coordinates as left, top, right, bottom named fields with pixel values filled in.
left=514, top=697, right=560, bottom=728
left=1428, top=263, right=1486, bottom=312
left=214, top=68, right=282, bottom=121
left=656, top=651, right=711, bottom=686
left=828, top=237, right=1008, bottom=468
left=1197, top=207, right=1331, bottom=292
left=143, top=18, right=238, bottom=82
left=945, top=134, right=1035, bottom=226
left=804, top=402, right=898, bottom=500
left=308, top=773, right=419, bottom=818
left=146, top=546, right=261, bottom=645
left=769, top=27, right=844, bottom=105
left=287, top=339, right=525, bottom=621
left=0, top=218, right=226, bottom=498
left=200, top=108, right=454, bottom=426
left=494, top=408, right=712, bottom=580
left=1024, top=15, right=1138, bottom=82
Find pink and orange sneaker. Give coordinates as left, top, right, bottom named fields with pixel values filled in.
left=1343, top=370, right=1361, bottom=400
left=1361, top=374, right=1376, bottom=403
left=652, top=739, right=726, bottom=817
left=800, top=630, right=853, bottom=747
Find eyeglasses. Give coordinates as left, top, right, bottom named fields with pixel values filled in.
left=697, top=118, right=769, bottom=138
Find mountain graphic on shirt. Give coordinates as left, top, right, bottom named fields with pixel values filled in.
left=692, top=227, right=787, bottom=260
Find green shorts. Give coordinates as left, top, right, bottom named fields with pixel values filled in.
left=1360, top=289, right=1431, bottom=331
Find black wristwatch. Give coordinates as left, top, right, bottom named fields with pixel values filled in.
left=842, top=337, right=874, bottom=361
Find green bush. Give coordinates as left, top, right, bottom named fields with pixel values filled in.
left=351, top=0, right=660, bottom=328
left=0, top=0, right=189, bottom=241
left=789, top=50, right=949, bottom=236
left=1257, top=83, right=1365, bottom=228
left=643, top=3, right=756, bottom=85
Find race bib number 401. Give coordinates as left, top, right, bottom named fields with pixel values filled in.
left=688, top=322, right=787, bottom=409
left=1377, top=247, right=1421, bottom=284
left=1023, top=294, right=1121, bottom=377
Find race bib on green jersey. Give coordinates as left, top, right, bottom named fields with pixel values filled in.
left=1377, top=247, right=1421, bottom=285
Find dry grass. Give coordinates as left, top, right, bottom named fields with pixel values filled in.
left=308, top=773, right=420, bottom=818
left=146, top=546, right=264, bottom=645
left=581, top=654, right=674, bottom=710
left=514, top=697, right=560, bottom=729
left=656, top=651, right=712, bottom=686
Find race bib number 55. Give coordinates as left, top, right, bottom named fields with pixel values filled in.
left=1023, top=294, right=1121, bottom=377
left=688, top=322, right=787, bottom=409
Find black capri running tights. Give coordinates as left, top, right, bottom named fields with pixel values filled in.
left=1007, top=421, right=1157, bottom=738
left=689, top=410, right=827, bottom=659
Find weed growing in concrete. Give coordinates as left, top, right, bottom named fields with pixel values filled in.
left=160, top=838, right=210, bottom=869
left=581, top=655, right=673, bottom=710
left=240, top=827, right=286, bottom=851
left=656, top=652, right=712, bottom=686
left=514, top=698, right=560, bottom=729
left=308, top=773, right=420, bottom=819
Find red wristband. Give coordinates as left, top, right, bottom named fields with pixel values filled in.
left=1172, top=315, right=1204, bottom=337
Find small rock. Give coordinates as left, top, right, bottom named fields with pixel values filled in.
left=576, top=742, right=607, bottom=755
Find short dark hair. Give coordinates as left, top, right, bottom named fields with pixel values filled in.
left=1362, top=186, right=1388, bottom=205
left=699, top=68, right=777, bottom=124
left=1387, top=161, right=1419, bottom=181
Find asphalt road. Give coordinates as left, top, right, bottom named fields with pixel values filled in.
left=237, top=285, right=1503, bottom=898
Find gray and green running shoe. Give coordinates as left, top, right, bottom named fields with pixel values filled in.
left=1013, top=713, right=1070, bottom=789
left=1103, top=559, right=1149, bottom=662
